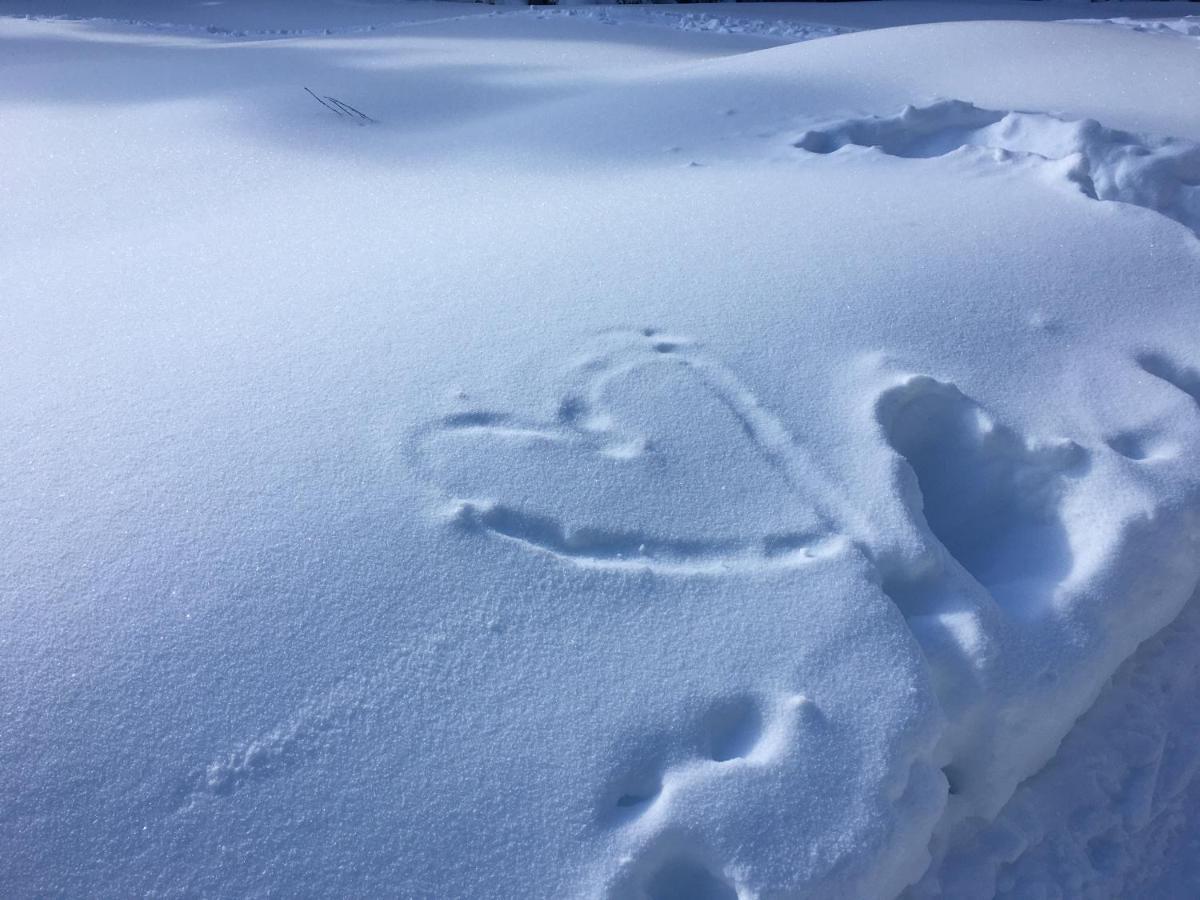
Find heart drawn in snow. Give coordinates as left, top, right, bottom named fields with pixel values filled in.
left=414, top=329, right=842, bottom=575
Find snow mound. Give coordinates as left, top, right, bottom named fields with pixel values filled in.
left=795, top=100, right=1200, bottom=238
left=1070, top=15, right=1200, bottom=39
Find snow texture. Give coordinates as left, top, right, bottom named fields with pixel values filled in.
left=2, top=2, right=1200, bottom=898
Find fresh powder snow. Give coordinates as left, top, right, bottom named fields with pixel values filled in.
left=2, top=1, right=1200, bottom=898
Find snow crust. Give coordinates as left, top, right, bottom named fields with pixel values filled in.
left=2, top=3, right=1200, bottom=898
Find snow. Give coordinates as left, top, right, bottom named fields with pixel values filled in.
left=794, top=100, right=1200, bottom=237
left=532, top=6, right=854, bottom=43
left=543, top=0, right=1200, bottom=32
left=911, top=583, right=1200, bottom=898
left=0, top=0, right=497, bottom=35
left=1070, top=14, right=1200, bottom=38
left=2, top=2, right=1200, bottom=898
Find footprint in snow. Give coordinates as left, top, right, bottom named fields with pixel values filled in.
left=875, top=374, right=1088, bottom=619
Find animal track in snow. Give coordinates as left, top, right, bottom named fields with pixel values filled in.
left=598, top=694, right=823, bottom=899
left=605, top=831, right=742, bottom=900
left=598, top=693, right=799, bottom=829
left=1097, top=351, right=1200, bottom=462
left=598, top=694, right=814, bottom=898
left=176, top=665, right=383, bottom=806
left=700, top=695, right=764, bottom=764
left=417, top=329, right=849, bottom=576
left=795, top=100, right=1200, bottom=238
left=875, top=375, right=1088, bottom=618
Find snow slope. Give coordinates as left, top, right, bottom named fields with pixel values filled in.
left=2, top=3, right=1200, bottom=898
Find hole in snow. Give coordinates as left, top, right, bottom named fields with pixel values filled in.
left=699, top=695, right=763, bottom=763
left=601, top=755, right=665, bottom=826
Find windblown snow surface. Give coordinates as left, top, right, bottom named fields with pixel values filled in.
left=2, top=2, right=1200, bottom=898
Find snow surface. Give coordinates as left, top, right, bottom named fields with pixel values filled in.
left=2, top=2, right=1200, bottom=898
